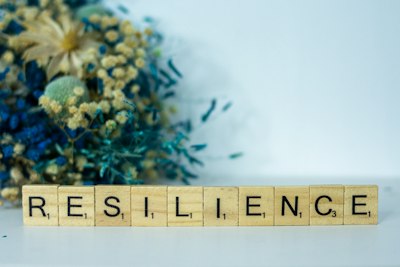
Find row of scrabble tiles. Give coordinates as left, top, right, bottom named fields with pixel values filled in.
left=22, top=185, right=378, bottom=226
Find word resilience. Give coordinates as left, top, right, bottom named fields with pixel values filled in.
left=22, top=185, right=378, bottom=226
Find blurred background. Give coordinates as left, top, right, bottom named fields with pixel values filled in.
left=108, top=0, right=400, bottom=181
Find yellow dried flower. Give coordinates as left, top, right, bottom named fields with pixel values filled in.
left=116, top=43, right=133, bottom=58
left=105, top=30, right=119, bottom=43
left=79, top=102, right=90, bottom=113
left=101, top=16, right=119, bottom=30
left=120, top=21, right=135, bottom=36
left=66, top=96, right=77, bottom=106
left=10, top=167, right=24, bottom=183
left=112, top=68, right=125, bottom=79
left=126, top=66, right=138, bottom=80
left=124, top=39, right=138, bottom=49
left=67, top=116, right=80, bottom=130
left=14, top=143, right=25, bottom=155
left=1, top=187, right=19, bottom=202
left=135, top=58, right=145, bottom=69
left=75, top=156, right=87, bottom=171
left=144, top=28, right=153, bottom=36
left=39, top=95, right=50, bottom=106
left=105, top=120, right=117, bottom=131
left=2, top=51, right=14, bottom=64
left=97, top=68, right=108, bottom=79
left=143, top=160, right=155, bottom=169
left=45, top=164, right=59, bottom=175
left=101, top=56, right=118, bottom=68
left=17, top=14, right=98, bottom=79
left=50, top=101, right=62, bottom=114
left=131, top=85, right=140, bottom=94
left=40, top=0, right=49, bottom=8
left=87, top=102, right=99, bottom=117
left=99, top=100, right=111, bottom=113
left=128, top=166, right=138, bottom=179
left=115, top=111, right=128, bottom=124
left=73, top=86, right=85, bottom=96
left=136, top=48, right=146, bottom=58
left=68, top=106, right=78, bottom=114
left=115, top=80, right=126, bottom=90
left=89, top=14, right=101, bottom=24
left=103, top=86, right=113, bottom=98
left=116, top=55, right=127, bottom=65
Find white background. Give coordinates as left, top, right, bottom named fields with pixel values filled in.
left=108, top=0, right=400, bottom=180
left=2, top=3, right=400, bottom=266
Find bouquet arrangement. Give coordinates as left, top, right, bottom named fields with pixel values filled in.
left=0, top=0, right=234, bottom=205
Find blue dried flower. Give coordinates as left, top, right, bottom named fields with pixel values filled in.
left=2, top=145, right=14, bottom=159
left=9, top=114, right=19, bottom=130
left=55, top=156, right=67, bottom=166
left=0, top=171, right=9, bottom=181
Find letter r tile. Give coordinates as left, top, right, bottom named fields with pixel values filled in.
left=23, top=185, right=59, bottom=226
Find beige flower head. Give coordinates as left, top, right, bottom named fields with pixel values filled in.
left=18, top=14, right=98, bottom=80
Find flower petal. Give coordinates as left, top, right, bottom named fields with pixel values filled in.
left=46, top=54, right=64, bottom=80
left=70, top=52, right=83, bottom=78
left=40, top=15, right=65, bottom=39
left=23, top=45, right=59, bottom=62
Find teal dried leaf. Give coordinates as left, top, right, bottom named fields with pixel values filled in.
left=191, top=144, right=207, bottom=151
left=163, top=91, right=175, bottom=99
left=162, top=142, right=174, bottom=154
left=135, top=146, right=148, bottom=154
left=201, top=99, right=216, bottom=122
left=222, top=102, right=233, bottom=112
left=174, top=132, right=188, bottom=145
left=123, top=99, right=136, bottom=110
left=180, top=166, right=198, bottom=179
left=144, top=17, right=154, bottom=23
left=100, top=164, right=108, bottom=178
left=152, top=109, right=158, bottom=122
left=117, top=5, right=129, bottom=14
left=160, top=69, right=176, bottom=88
left=168, top=59, right=182, bottom=78
left=55, top=143, right=64, bottom=155
left=94, top=108, right=102, bottom=119
left=183, top=150, right=204, bottom=166
left=229, top=152, right=243, bottom=159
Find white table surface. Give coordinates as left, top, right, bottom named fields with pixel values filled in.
left=0, top=178, right=399, bottom=267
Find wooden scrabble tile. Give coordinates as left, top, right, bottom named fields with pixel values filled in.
left=22, top=185, right=59, bottom=226
left=238, top=187, right=274, bottom=226
left=204, top=187, right=238, bottom=226
left=344, top=185, right=378, bottom=225
left=58, top=186, right=95, bottom=226
left=95, top=186, right=131, bottom=226
left=274, top=186, right=309, bottom=226
left=131, top=186, right=167, bottom=226
left=310, top=185, right=344, bottom=225
left=168, top=186, right=203, bottom=226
